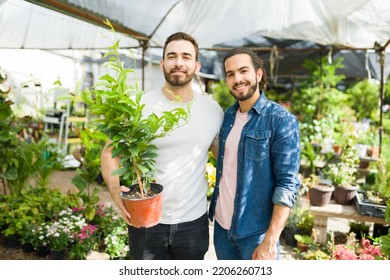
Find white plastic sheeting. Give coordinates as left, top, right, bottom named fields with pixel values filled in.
left=0, top=0, right=389, bottom=50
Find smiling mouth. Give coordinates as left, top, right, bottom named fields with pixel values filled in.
left=171, top=68, right=186, bottom=75
left=234, top=83, right=248, bottom=91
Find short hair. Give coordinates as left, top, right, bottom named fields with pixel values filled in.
left=162, top=32, right=199, bottom=61
left=223, top=47, right=269, bottom=90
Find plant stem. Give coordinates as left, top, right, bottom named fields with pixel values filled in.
left=132, top=158, right=144, bottom=197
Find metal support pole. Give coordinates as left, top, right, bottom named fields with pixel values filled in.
left=375, top=40, right=390, bottom=157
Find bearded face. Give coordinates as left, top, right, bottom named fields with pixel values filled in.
left=229, top=78, right=258, bottom=101
left=161, top=40, right=200, bottom=87
left=162, top=65, right=196, bottom=87
left=224, top=53, right=262, bottom=103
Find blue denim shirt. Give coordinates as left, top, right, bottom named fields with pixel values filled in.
left=209, top=92, right=300, bottom=239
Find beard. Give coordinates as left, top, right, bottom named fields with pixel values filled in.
left=229, top=80, right=258, bottom=101
left=163, top=66, right=195, bottom=87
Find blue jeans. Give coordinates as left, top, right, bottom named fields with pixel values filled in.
left=128, top=213, right=209, bottom=260
left=213, top=221, right=280, bottom=260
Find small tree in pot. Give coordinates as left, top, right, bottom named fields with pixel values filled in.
left=59, top=20, right=189, bottom=227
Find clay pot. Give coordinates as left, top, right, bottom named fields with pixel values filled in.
left=333, top=184, right=359, bottom=205
left=121, top=183, right=163, bottom=228
left=309, top=184, right=334, bottom=206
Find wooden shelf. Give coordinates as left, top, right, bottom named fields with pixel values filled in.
left=67, top=117, right=88, bottom=123
left=66, top=138, right=81, bottom=144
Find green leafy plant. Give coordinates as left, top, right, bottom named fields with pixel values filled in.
left=346, top=78, right=380, bottom=121
left=104, top=223, right=129, bottom=259
left=71, top=128, right=108, bottom=221
left=58, top=19, right=189, bottom=197
left=294, top=234, right=313, bottom=244
left=296, top=210, right=314, bottom=235
left=324, top=122, right=359, bottom=186
left=69, top=224, right=99, bottom=260
left=371, top=159, right=390, bottom=201
left=292, top=56, right=347, bottom=122
left=210, top=80, right=235, bottom=111
left=377, top=201, right=390, bottom=257
left=32, top=136, right=63, bottom=187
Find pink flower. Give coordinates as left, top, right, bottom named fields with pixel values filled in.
left=333, top=244, right=358, bottom=260
left=78, top=224, right=97, bottom=241
left=358, top=238, right=383, bottom=259
left=333, top=238, right=384, bottom=260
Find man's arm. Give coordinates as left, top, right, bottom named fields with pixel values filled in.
left=210, top=143, right=219, bottom=159
left=100, top=139, right=131, bottom=224
left=252, top=204, right=291, bottom=260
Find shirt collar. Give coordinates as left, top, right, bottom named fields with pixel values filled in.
left=228, top=90, right=268, bottom=116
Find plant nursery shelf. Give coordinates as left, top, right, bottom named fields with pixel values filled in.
left=310, top=200, right=387, bottom=244
left=355, top=191, right=386, bottom=219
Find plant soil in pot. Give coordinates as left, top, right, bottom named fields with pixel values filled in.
left=121, top=183, right=163, bottom=228
left=354, top=191, right=386, bottom=218
left=309, top=184, right=335, bottom=206
left=333, top=184, right=359, bottom=205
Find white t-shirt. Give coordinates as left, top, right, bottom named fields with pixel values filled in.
left=141, top=88, right=224, bottom=224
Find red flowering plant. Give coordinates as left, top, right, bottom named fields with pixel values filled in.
left=92, top=203, right=125, bottom=242
left=333, top=238, right=385, bottom=260
left=69, top=224, right=99, bottom=260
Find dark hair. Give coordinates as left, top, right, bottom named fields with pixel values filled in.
left=163, top=32, right=199, bottom=61
left=223, top=47, right=269, bottom=90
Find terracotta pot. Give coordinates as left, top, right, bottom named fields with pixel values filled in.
left=309, top=184, right=334, bottom=206
left=121, top=183, right=163, bottom=228
left=333, top=184, right=359, bottom=205
left=359, top=160, right=370, bottom=169
left=297, top=242, right=309, bottom=252
left=366, top=146, right=379, bottom=158
left=333, top=144, right=342, bottom=154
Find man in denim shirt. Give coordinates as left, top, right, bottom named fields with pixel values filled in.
left=209, top=47, right=300, bottom=260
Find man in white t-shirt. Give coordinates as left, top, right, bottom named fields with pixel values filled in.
left=101, top=32, right=224, bottom=260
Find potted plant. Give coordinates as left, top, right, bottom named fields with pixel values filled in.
left=324, top=122, right=360, bottom=205
left=355, top=159, right=390, bottom=219
left=302, top=173, right=334, bottom=207
left=59, top=20, right=189, bottom=228
left=294, top=234, right=312, bottom=252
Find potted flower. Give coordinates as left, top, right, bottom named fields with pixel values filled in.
left=355, top=159, right=390, bottom=219
left=45, top=208, right=87, bottom=259
left=59, top=20, right=189, bottom=228
left=324, top=122, right=360, bottom=205
left=294, top=234, right=312, bottom=252
left=69, top=224, right=99, bottom=260
left=104, top=224, right=129, bottom=259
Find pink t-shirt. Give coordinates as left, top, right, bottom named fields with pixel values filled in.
left=214, top=109, right=248, bottom=230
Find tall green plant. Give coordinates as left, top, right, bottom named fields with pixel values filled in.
left=71, top=128, right=108, bottom=221
left=0, top=70, right=19, bottom=192
left=346, top=78, right=380, bottom=121
left=210, top=80, right=235, bottom=111
left=292, top=56, right=347, bottom=122
left=58, top=19, right=189, bottom=197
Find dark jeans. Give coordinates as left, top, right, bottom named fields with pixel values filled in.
left=128, top=213, right=209, bottom=260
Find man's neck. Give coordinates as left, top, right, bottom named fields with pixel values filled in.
left=238, top=90, right=261, bottom=113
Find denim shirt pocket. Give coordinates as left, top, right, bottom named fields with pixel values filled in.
left=244, top=130, right=271, bottom=161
